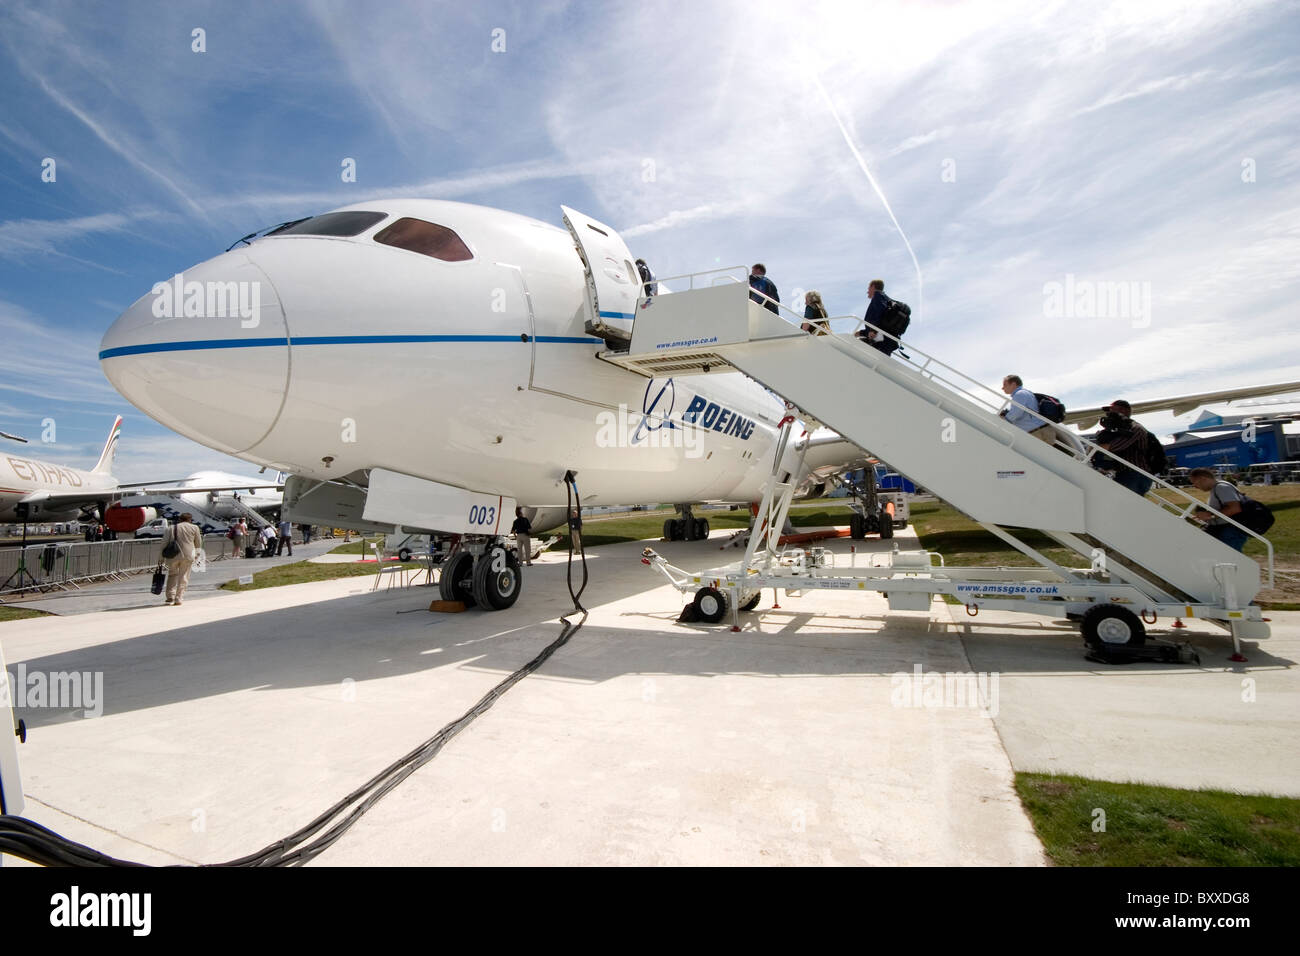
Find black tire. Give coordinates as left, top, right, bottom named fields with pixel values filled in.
left=693, top=586, right=728, bottom=624
left=398, top=547, right=412, bottom=562
left=663, top=519, right=675, bottom=541
left=438, top=550, right=476, bottom=606
left=697, top=518, right=710, bottom=539
left=471, top=546, right=522, bottom=611
left=850, top=512, right=865, bottom=540
left=880, top=506, right=894, bottom=539
left=740, top=592, right=761, bottom=612
left=1080, top=604, right=1145, bottom=648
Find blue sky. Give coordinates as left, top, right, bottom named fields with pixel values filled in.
left=1, top=0, right=1298, bottom=480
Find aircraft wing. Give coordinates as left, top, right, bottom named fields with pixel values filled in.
left=17, top=481, right=283, bottom=508
left=1062, top=380, right=1300, bottom=426
left=116, top=480, right=284, bottom=493
left=16, top=489, right=112, bottom=509
left=799, top=430, right=872, bottom=477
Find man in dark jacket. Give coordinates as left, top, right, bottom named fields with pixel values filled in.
left=1092, top=400, right=1157, bottom=496
left=859, top=279, right=897, bottom=355
left=511, top=507, right=533, bottom=566
left=635, top=258, right=657, bottom=299
left=748, top=264, right=779, bottom=313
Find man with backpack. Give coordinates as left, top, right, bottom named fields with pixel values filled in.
left=1188, top=467, right=1272, bottom=552
left=748, top=264, right=779, bottom=314
left=999, top=375, right=1058, bottom=445
left=857, top=279, right=910, bottom=356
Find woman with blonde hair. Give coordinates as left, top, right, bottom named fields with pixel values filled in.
left=802, top=290, right=829, bottom=335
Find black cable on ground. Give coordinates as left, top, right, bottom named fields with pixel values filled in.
left=563, top=470, right=589, bottom=617
left=0, top=493, right=593, bottom=868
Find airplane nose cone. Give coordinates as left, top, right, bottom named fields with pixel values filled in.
left=100, top=251, right=288, bottom=455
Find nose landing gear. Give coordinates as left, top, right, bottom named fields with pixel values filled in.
left=663, top=505, right=709, bottom=541
left=472, top=543, right=522, bottom=610
left=438, top=537, right=523, bottom=610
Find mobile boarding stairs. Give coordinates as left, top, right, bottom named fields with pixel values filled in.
left=599, top=273, right=1273, bottom=656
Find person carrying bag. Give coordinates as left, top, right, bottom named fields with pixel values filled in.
left=159, top=513, right=203, bottom=605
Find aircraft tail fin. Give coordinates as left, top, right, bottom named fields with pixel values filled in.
left=92, top=415, right=122, bottom=474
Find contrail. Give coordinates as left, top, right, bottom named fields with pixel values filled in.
left=811, top=72, right=923, bottom=322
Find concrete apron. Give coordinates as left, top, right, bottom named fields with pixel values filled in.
left=3, top=528, right=1055, bottom=865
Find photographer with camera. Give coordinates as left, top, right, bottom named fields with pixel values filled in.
left=1091, top=400, right=1162, bottom=496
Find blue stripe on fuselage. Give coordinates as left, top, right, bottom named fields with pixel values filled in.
left=98, top=334, right=595, bottom=359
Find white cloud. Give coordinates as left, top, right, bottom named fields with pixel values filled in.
left=621, top=202, right=748, bottom=238
left=26, top=72, right=207, bottom=219
left=0, top=211, right=155, bottom=259
left=1073, top=70, right=1215, bottom=116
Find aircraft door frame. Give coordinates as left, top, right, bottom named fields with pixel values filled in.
left=560, top=205, right=640, bottom=343
left=497, top=262, right=537, bottom=388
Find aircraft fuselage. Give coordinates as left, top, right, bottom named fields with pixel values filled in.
left=100, top=200, right=803, bottom=507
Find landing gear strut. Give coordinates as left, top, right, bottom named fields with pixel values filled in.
left=438, top=536, right=523, bottom=610
left=472, top=543, right=522, bottom=610
left=663, top=504, right=710, bottom=542
left=844, top=470, right=902, bottom=540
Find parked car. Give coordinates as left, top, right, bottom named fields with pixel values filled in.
left=133, top=518, right=169, bottom=539
left=1243, top=461, right=1300, bottom=485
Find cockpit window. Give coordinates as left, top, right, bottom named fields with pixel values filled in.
left=267, top=211, right=388, bottom=237
left=373, top=218, right=474, bottom=262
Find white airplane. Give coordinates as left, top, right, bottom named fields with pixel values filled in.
left=0, top=417, right=121, bottom=522
left=175, top=470, right=284, bottom=517
left=0, top=415, right=282, bottom=530
left=97, top=199, right=1300, bottom=608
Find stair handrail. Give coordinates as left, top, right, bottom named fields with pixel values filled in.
left=832, top=314, right=1276, bottom=588
left=664, top=288, right=1276, bottom=588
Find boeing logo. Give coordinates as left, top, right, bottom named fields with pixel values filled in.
left=632, top=379, right=755, bottom=442
left=681, top=395, right=756, bottom=440
left=634, top=378, right=678, bottom=442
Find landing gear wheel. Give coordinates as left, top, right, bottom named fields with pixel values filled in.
left=438, top=551, right=476, bottom=607
left=1080, top=604, right=1145, bottom=648
left=693, top=586, right=729, bottom=624
left=879, top=506, right=894, bottom=539
left=695, top=518, right=709, bottom=539
left=740, top=592, right=761, bottom=612
left=472, top=546, right=522, bottom=610
left=663, top=519, right=676, bottom=541
left=398, top=547, right=412, bottom=562
left=850, top=513, right=865, bottom=540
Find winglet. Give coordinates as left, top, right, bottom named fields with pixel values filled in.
left=92, top=415, right=123, bottom=474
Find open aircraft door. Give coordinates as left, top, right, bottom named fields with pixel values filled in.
left=561, top=205, right=641, bottom=347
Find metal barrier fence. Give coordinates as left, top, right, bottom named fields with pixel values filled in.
left=0, top=535, right=234, bottom=597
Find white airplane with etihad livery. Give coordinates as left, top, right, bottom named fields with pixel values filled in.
left=0, top=415, right=282, bottom=530
left=97, top=199, right=1300, bottom=609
